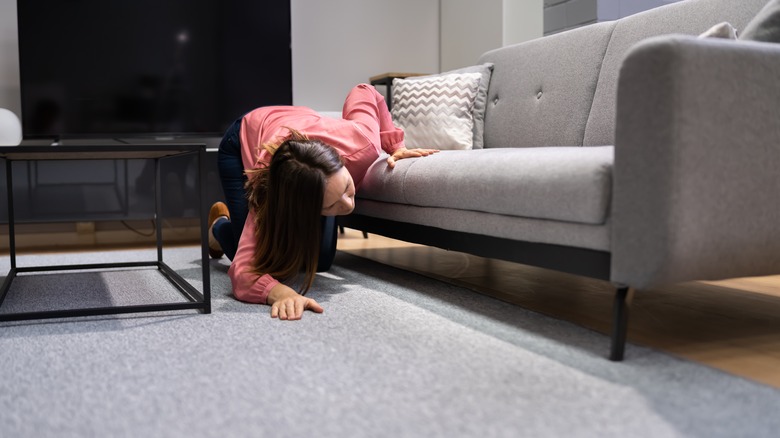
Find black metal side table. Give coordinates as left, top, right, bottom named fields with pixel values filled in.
left=0, top=144, right=211, bottom=321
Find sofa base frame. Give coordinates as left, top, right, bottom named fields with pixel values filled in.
left=338, top=214, right=630, bottom=360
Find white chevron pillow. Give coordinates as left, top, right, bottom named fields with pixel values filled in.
left=391, top=72, right=481, bottom=150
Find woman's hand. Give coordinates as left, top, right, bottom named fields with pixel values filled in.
left=386, top=147, right=439, bottom=168
left=268, top=283, right=324, bottom=320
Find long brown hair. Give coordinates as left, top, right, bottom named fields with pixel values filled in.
left=245, top=128, right=344, bottom=294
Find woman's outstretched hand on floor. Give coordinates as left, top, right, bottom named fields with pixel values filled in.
left=268, top=283, right=324, bottom=320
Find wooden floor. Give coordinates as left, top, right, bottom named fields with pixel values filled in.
left=337, top=229, right=780, bottom=389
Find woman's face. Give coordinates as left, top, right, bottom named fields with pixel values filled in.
left=321, top=166, right=355, bottom=216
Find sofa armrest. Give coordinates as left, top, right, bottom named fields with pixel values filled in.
left=611, top=35, right=780, bottom=288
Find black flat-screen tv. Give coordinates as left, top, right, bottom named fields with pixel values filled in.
left=17, top=0, right=292, bottom=140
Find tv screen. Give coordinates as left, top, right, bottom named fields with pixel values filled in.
left=17, top=0, right=292, bottom=140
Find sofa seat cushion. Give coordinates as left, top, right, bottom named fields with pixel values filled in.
left=357, top=146, right=613, bottom=225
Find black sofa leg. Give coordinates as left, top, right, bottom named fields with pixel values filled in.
left=338, top=226, right=368, bottom=239
left=610, top=286, right=633, bottom=361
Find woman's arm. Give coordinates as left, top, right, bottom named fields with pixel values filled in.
left=228, top=213, right=277, bottom=304
left=228, top=211, right=323, bottom=319
left=342, top=84, right=405, bottom=155
left=342, top=84, right=439, bottom=168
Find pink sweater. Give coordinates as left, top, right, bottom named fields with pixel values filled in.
left=230, top=83, right=405, bottom=304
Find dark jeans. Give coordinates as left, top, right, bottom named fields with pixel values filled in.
left=212, top=118, right=338, bottom=272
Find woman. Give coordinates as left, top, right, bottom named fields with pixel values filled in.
left=208, top=83, right=437, bottom=321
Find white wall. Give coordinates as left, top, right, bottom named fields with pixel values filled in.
left=440, top=0, right=543, bottom=72
left=440, top=0, right=502, bottom=72
left=503, top=0, right=544, bottom=46
left=0, top=0, right=20, bottom=117
left=291, top=0, right=439, bottom=110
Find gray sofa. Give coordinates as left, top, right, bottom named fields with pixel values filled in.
left=338, top=0, right=780, bottom=360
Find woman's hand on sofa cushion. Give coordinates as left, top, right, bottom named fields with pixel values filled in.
left=386, top=147, right=439, bottom=168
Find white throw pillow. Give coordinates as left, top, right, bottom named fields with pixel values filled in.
left=397, top=64, right=493, bottom=149
left=391, top=72, right=482, bottom=150
left=698, top=22, right=739, bottom=39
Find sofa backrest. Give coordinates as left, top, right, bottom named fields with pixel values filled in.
left=478, top=0, right=768, bottom=149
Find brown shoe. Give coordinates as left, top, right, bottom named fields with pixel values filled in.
left=208, top=202, right=230, bottom=258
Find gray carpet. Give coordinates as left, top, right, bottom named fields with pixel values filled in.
left=1, top=246, right=779, bottom=438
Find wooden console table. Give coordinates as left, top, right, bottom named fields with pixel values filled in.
left=0, top=144, right=211, bottom=321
